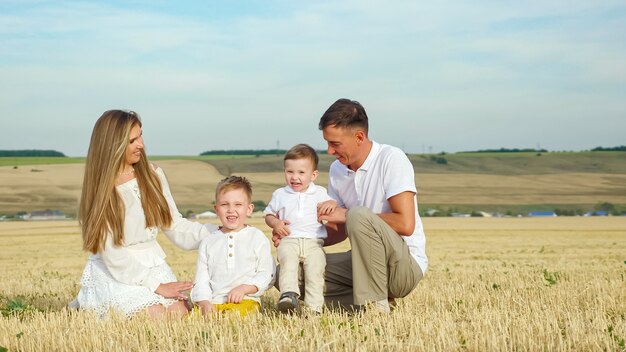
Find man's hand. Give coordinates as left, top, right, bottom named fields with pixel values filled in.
left=318, top=206, right=347, bottom=224
left=317, top=200, right=338, bottom=217
left=318, top=207, right=348, bottom=247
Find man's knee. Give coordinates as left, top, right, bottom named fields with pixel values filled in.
left=346, top=206, right=371, bottom=222
left=346, top=206, right=374, bottom=235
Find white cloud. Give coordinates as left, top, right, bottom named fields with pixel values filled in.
left=0, top=1, right=624, bottom=155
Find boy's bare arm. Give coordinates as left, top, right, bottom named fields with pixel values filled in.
left=266, top=214, right=291, bottom=247
left=264, top=213, right=282, bottom=228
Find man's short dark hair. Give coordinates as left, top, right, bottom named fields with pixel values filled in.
left=318, top=98, right=369, bottom=134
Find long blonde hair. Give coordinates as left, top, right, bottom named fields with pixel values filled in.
left=80, top=110, right=172, bottom=254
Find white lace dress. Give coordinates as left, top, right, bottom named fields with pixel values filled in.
left=76, top=167, right=217, bottom=318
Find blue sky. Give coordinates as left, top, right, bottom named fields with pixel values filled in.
left=0, top=0, right=624, bottom=156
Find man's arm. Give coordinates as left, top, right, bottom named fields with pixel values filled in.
left=319, top=207, right=348, bottom=246
left=320, top=191, right=415, bottom=241
left=378, top=191, right=416, bottom=236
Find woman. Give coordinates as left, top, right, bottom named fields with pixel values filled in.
left=74, top=110, right=216, bottom=318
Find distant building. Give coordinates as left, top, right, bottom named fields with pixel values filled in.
left=425, top=208, right=439, bottom=216
left=251, top=211, right=265, bottom=218
left=28, top=209, right=66, bottom=220
left=528, top=211, right=557, bottom=217
left=584, top=211, right=609, bottom=216
left=195, top=210, right=217, bottom=219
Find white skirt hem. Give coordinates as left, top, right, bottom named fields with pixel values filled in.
left=76, top=257, right=178, bottom=318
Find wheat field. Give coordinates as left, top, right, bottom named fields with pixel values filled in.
left=2, top=160, right=626, bottom=214
left=0, top=217, right=624, bottom=351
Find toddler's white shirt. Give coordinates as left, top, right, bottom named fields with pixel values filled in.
left=264, top=183, right=332, bottom=239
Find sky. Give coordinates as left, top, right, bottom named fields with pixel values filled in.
left=0, top=0, right=624, bottom=156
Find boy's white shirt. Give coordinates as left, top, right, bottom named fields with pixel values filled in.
left=263, top=182, right=332, bottom=239
left=191, top=225, right=275, bottom=304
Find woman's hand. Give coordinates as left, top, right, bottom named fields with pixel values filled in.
left=155, top=281, right=194, bottom=300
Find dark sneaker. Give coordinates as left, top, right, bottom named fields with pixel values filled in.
left=277, top=292, right=299, bottom=313
left=388, top=297, right=397, bottom=311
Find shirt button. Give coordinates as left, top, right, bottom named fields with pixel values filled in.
left=229, top=244, right=233, bottom=248
left=228, top=253, right=233, bottom=257
left=229, top=236, right=233, bottom=239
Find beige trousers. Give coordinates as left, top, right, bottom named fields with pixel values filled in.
left=339, top=206, right=423, bottom=306
left=276, top=207, right=423, bottom=309
left=277, top=237, right=326, bottom=312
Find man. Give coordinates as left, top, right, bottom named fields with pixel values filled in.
left=273, top=98, right=428, bottom=312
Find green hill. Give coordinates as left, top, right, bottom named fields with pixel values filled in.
left=408, top=151, right=626, bottom=175
left=203, top=151, right=626, bottom=175
left=2, top=151, right=625, bottom=175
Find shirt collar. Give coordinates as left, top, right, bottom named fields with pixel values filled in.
left=285, top=182, right=318, bottom=194
left=218, top=225, right=249, bottom=235
left=357, top=140, right=380, bottom=172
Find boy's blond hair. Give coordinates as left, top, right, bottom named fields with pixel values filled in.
left=215, top=175, right=253, bottom=202
left=284, top=144, right=319, bottom=170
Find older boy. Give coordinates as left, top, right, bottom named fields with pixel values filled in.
left=192, top=176, right=275, bottom=316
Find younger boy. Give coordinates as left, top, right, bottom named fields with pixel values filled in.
left=264, top=144, right=336, bottom=313
left=191, top=175, right=275, bottom=316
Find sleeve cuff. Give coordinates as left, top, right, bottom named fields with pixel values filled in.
left=190, top=288, right=212, bottom=304
left=245, top=279, right=269, bottom=296
left=141, top=276, right=161, bottom=293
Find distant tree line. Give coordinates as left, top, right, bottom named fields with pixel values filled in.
left=458, top=148, right=548, bottom=153
left=429, top=155, right=448, bottom=164
left=200, top=149, right=326, bottom=156
left=591, top=146, right=626, bottom=152
left=0, top=150, right=66, bottom=157
left=200, top=149, right=286, bottom=156
left=421, top=202, right=624, bottom=217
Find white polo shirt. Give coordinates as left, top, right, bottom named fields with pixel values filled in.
left=263, top=183, right=332, bottom=239
left=328, top=141, right=428, bottom=273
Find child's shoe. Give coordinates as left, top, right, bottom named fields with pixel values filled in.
left=277, top=291, right=299, bottom=313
